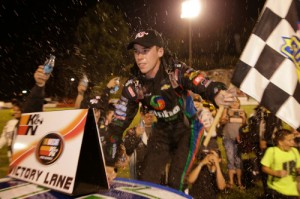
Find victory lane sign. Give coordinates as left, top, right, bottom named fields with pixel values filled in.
left=9, top=109, right=108, bottom=196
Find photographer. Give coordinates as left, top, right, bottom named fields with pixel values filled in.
left=188, top=144, right=226, bottom=199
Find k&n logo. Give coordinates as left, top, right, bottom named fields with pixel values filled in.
left=18, top=114, right=44, bottom=135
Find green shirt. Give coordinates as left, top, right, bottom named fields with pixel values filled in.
left=261, top=146, right=300, bottom=196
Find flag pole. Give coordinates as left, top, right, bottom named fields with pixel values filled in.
left=203, top=105, right=224, bottom=147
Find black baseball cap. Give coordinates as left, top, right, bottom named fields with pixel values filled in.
left=127, top=29, right=164, bottom=50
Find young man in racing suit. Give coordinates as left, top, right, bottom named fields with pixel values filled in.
left=104, top=29, right=236, bottom=191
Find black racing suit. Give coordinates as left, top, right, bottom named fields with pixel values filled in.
left=104, top=62, right=226, bottom=190
left=22, top=85, right=46, bottom=113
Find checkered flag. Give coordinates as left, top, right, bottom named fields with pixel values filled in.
left=231, top=0, right=300, bottom=131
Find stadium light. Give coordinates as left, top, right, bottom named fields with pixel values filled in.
left=181, top=0, right=201, bottom=66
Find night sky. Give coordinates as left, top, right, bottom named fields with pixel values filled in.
left=0, top=0, right=265, bottom=101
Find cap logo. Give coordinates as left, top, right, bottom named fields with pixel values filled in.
left=135, top=32, right=149, bottom=39
left=89, top=98, right=99, bottom=104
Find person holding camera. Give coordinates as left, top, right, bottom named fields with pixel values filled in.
left=187, top=144, right=226, bottom=199
left=220, top=98, right=246, bottom=189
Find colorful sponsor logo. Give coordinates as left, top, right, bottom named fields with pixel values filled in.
left=18, top=114, right=43, bottom=136
left=120, top=96, right=129, bottom=103
left=115, top=110, right=126, bottom=117
left=192, top=74, right=205, bottom=86
left=36, top=133, right=64, bottom=165
left=193, top=74, right=210, bottom=87
left=150, top=96, right=166, bottom=110
left=161, top=84, right=171, bottom=90
left=153, top=105, right=181, bottom=121
left=135, top=31, right=149, bottom=39
left=110, top=135, right=118, bottom=143
left=281, top=36, right=300, bottom=82
left=127, top=86, right=136, bottom=97
left=188, top=71, right=199, bottom=80
left=115, top=103, right=127, bottom=112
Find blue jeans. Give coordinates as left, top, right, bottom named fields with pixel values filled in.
left=223, top=137, right=242, bottom=170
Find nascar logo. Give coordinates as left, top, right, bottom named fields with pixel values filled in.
left=36, top=133, right=64, bottom=165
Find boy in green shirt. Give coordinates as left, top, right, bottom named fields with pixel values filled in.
left=261, top=129, right=300, bottom=198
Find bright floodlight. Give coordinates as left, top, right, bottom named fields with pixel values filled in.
left=181, top=0, right=201, bottom=18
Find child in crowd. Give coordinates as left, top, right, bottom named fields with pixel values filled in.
left=261, top=129, right=300, bottom=199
